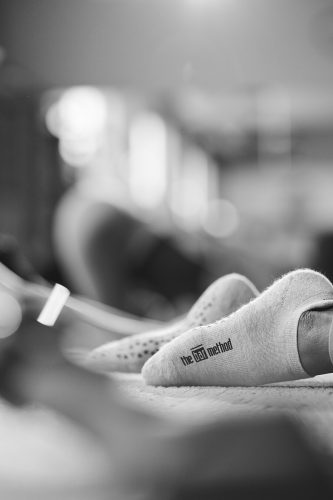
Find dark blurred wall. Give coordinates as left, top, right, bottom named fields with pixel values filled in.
left=0, top=89, right=63, bottom=273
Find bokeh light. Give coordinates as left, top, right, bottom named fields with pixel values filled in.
left=45, top=87, right=108, bottom=167
left=128, top=113, right=168, bottom=209
left=201, top=199, right=239, bottom=238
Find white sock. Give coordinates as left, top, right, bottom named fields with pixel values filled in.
left=86, top=274, right=259, bottom=373
left=142, top=269, right=333, bottom=387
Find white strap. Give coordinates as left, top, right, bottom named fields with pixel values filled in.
left=37, top=284, right=70, bottom=326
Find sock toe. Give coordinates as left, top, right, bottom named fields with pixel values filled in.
left=86, top=333, right=170, bottom=373
left=142, top=346, right=180, bottom=386
left=142, top=327, right=208, bottom=386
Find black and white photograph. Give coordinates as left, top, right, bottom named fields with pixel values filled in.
left=0, top=1, right=333, bottom=498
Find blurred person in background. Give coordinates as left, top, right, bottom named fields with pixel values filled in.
left=53, top=166, right=210, bottom=322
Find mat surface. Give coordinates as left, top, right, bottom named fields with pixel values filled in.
left=114, top=373, right=333, bottom=456
left=1, top=372, right=333, bottom=498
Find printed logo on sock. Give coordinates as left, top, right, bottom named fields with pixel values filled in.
left=180, top=339, right=233, bottom=366
left=191, top=344, right=208, bottom=362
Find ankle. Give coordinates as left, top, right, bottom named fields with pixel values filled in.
left=297, top=309, right=333, bottom=376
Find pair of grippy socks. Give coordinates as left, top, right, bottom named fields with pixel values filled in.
left=87, top=274, right=260, bottom=373
left=143, top=269, right=333, bottom=387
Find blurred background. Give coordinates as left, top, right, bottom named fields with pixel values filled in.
left=0, top=0, right=333, bottom=320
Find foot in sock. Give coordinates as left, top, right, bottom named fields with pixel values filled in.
left=142, top=269, right=333, bottom=387
left=86, top=274, right=259, bottom=373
